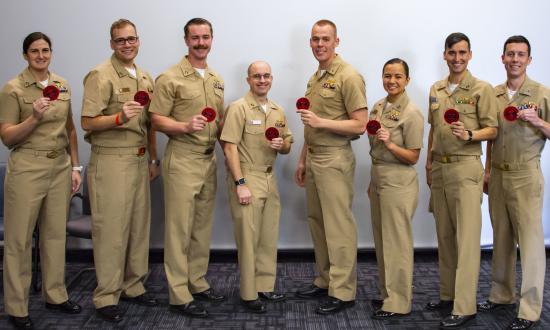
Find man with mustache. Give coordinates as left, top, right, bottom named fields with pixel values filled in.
left=149, top=17, right=225, bottom=318
left=425, top=32, right=498, bottom=329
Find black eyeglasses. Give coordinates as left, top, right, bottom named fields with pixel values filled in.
left=112, top=36, right=139, bottom=46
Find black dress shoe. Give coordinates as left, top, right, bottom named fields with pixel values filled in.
left=316, top=297, right=355, bottom=315
left=8, top=315, right=34, bottom=330
left=192, top=288, right=226, bottom=302
left=439, top=314, right=476, bottom=329
left=371, top=309, right=410, bottom=320
left=45, top=300, right=82, bottom=314
left=295, top=284, right=328, bottom=299
left=425, top=300, right=454, bottom=311
left=121, top=292, right=158, bottom=306
left=371, top=299, right=384, bottom=309
left=169, top=301, right=209, bottom=318
left=477, top=300, right=515, bottom=312
left=507, top=318, right=537, bottom=330
left=258, top=292, right=286, bottom=302
left=241, top=298, right=267, bottom=314
left=96, top=305, right=123, bottom=323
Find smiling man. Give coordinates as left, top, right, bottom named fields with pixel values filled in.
left=477, top=35, right=550, bottom=330
left=424, top=32, right=498, bottom=329
left=294, top=19, right=368, bottom=315
left=221, top=61, right=292, bottom=313
left=149, top=17, right=225, bottom=318
left=81, top=18, right=159, bottom=323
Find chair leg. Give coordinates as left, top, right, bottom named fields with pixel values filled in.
left=66, top=267, right=95, bottom=291
left=32, top=228, right=41, bottom=293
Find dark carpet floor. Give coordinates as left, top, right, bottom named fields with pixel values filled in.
left=0, top=252, right=548, bottom=329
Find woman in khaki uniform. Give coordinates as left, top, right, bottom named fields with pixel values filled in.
left=367, top=58, right=423, bottom=320
left=0, top=32, right=82, bottom=330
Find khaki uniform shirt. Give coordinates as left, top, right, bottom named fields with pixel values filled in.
left=0, top=68, right=72, bottom=150
left=369, top=93, right=424, bottom=164
left=304, top=55, right=367, bottom=147
left=81, top=55, right=154, bottom=147
left=492, top=77, right=550, bottom=165
left=148, top=56, right=224, bottom=147
left=221, top=92, right=293, bottom=166
left=428, top=70, right=498, bottom=155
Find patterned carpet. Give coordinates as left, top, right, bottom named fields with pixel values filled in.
left=0, top=252, right=548, bottom=329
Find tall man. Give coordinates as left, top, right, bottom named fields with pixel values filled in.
left=222, top=61, right=292, bottom=313
left=81, top=18, right=159, bottom=323
left=477, top=35, right=549, bottom=330
left=425, top=32, right=498, bottom=329
left=294, top=19, right=368, bottom=315
left=149, top=18, right=225, bottom=318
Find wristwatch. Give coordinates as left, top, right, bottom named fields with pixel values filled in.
left=72, top=166, right=83, bottom=172
left=466, top=129, right=473, bottom=142
left=234, top=177, right=246, bottom=186
left=149, top=159, right=160, bottom=166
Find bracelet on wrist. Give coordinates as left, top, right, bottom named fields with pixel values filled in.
left=72, top=166, right=83, bottom=172
left=115, top=113, right=123, bottom=126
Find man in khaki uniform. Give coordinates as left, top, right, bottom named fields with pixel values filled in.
left=222, top=61, right=292, bottom=313
left=477, top=36, right=549, bottom=330
left=425, top=32, right=498, bottom=329
left=294, top=19, right=368, bottom=315
left=367, top=59, right=424, bottom=319
left=81, top=19, right=159, bottom=323
left=149, top=18, right=225, bottom=318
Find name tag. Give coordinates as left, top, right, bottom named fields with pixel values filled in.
left=249, top=120, right=262, bottom=125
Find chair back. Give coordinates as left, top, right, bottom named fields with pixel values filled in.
left=81, top=167, right=91, bottom=215
left=0, top=164, right=6, bottom=218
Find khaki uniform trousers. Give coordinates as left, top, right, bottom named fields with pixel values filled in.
left=369, top=162, right=418, bottom=314
left=88, top=147, right=151, bottom=308
left=305, top=145, right=357, bottom=301
left=227, top=166, right=280, bottom=301
left=488, top=163, right=545, bottom=322
left=163, top=141, right=216, bottom=305
left=431, top=156, right=483, bottom=316
left=3, top=149, right=71, bottom=316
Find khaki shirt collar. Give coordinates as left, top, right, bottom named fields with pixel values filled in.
left=21, top=67, right=42, bottom=88
left=244, top=91, right=276, bottom=115
left=518, top=76, right=535, bottom=97
left=318, top=54, right=343, bottom=77
left=386, top=92, right=409, bottom=114
left=495, top=75, right=535, bottom=98
left=111, top=54, right=134, bottom=78
left=435, top=70, right=474, bottom=93
left=111, top=54, right=151, bottom=84
left=179, top=55, right=215, bottom=79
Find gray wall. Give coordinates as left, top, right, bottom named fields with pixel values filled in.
left=1, top=0, right=550, bottom=249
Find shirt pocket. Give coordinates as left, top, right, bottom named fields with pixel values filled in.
left=116, top=92, right=133, bottom=103
left=21, top=96, right=36, bottom=119
left=213, top=87, right=223, bottom=99
left=319, top=88, right=336, bottom=99
left=244, top=121, right=264, bottom=135
left=381, top=117, right=398, bottom=129
left=174, top=89, right=201, bottom=110
left=457, top=103, right=478, bottom=128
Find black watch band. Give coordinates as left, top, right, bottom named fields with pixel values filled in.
left=466, top=129, right=473, bottom=142
left=235, top=177, right=246, bottom=186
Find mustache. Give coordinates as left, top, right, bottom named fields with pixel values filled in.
left=193, top=45, right=209, bottom=50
